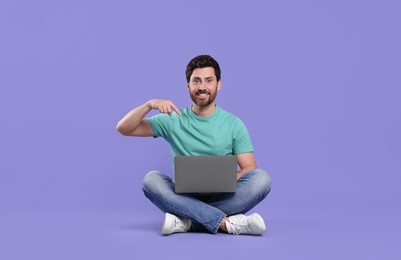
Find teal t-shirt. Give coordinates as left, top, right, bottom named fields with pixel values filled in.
left=146, top=105, right=254, bottom=158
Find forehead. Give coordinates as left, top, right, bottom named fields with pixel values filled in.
left=190, top=67, right=216, bottom=79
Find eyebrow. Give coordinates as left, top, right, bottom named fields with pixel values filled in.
left=192, top=76, right=215, bottom=80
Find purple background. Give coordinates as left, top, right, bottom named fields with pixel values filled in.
left=1, top=0, right=400, bottom=259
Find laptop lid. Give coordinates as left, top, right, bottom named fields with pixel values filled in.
left=174, top=155, right=237, bottom=193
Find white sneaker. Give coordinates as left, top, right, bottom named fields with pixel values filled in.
left=226, top=213, right=266, bottom=235
left=161, top=213, right=192, bottom=235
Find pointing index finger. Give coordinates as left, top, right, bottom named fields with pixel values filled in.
left=170, top=102, right=181, bottom=116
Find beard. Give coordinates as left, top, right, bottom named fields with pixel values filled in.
left=190, top=89, right=218, bottom=107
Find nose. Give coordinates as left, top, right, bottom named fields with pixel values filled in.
left=199, top=82, right=207, bottom=90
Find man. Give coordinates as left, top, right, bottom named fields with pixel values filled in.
left=116, top=55, right=271, bottom=235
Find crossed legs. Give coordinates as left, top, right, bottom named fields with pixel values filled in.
left=142, top=168, right=271, bottom=234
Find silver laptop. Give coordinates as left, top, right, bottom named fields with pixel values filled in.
left=174, top=155, right=237, bottom=193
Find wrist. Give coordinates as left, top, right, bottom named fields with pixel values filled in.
left=145, top=100, right=154, bottom=110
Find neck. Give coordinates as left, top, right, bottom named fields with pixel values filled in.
left=192, top=103, right=217, bottom=117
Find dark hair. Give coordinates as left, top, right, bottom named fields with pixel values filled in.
left=185, top=55, right=221, bottom=83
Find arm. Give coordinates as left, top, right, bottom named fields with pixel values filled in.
left=236, top=152, right=257, bottom=180
left=116, top=99, right=181, bottom=136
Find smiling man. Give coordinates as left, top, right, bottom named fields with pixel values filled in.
left=116, top=55, right=271, bottom=235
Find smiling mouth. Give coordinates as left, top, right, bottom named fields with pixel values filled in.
left=196, top=92, right=209, bottom=98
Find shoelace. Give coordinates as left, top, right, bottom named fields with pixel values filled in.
left=173, top=218, right=187, bottom=231
left=227, top=221, right=250, bottom=235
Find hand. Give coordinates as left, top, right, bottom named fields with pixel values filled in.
left=148, top=99, right=181, bottom=116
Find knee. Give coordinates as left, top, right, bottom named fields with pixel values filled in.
left=252, top=168, right=272, bottom=194
left=142, top=170, right=162, bottom=192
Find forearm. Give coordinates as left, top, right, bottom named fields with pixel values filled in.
left=237, top=165, right=256, bottom=180
left=116, top=101, right=152, bottom=135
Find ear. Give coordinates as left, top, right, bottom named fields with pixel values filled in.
left=187, top=83, right=190, bottom=91
left=217, top=80, right=222, bottom=91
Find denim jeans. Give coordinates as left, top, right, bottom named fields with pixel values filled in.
left=142, top=168, right=271, bottom=234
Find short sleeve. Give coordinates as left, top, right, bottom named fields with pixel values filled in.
left=146, top=113, right=171, bottom=138
left=232, top=118, right=254, bottom=154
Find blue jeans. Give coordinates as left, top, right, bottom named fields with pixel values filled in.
left=142, top=168, right=271, bottom=234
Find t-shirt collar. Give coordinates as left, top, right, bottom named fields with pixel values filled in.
left=189, top=104, right=220, bottom=121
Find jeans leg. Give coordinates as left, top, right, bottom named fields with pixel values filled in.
left=142, top=170, right=226, bottom=234
left=204, top=168, right=271, bottom=216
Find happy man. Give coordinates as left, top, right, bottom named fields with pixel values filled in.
left=116, top=55, right=271, bottom=235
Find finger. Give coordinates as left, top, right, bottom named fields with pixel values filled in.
left=161, top=105, right=170, bottom=115
left=170, top=103, right=181, bottom=116
left=166, top=105, right=172, bottom=115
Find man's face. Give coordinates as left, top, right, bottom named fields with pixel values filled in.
left=187, top=67, right=222, bottom=107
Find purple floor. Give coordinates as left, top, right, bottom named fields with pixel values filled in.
left=2, top=202, right=400, bottom=260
